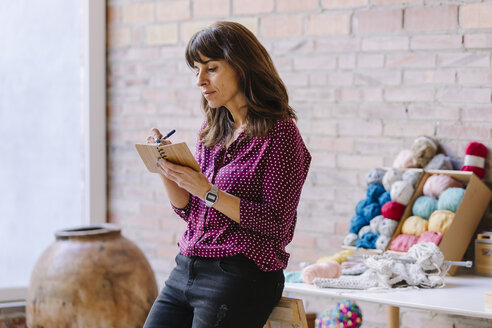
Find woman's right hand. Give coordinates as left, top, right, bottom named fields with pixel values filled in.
left=146, top=128, right=171, bottom=145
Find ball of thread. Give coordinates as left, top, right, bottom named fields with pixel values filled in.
left=376, top=235, right=390, bottom=250
left=423, top=174, right=463, bottom=199
left=366, top=168, right=386, bottom=186
left=361, top=202, right=381, bottom=223
left=316, top=249, right=354, bottom=265
left=461, top=141, right=487, bottom=179
left=437, top=187, right=465, bottom=213
left=424, top=153, right=453, bottom=170
left=381, top=201, right=406, bottom=221
left=355, top=232, right=378, bottom=249
left=401, top=215, right=428, bottom=236
left=379, top=218, right=399, bottom=237
left=388, top=234, right=419, bottom=252
left=349, top=216, right=367, bottom=234
left=344, top=232, right=358, bottom=246
left=369, top=215, right=384, bottom=234
left=358, top=225, right=372, bottom=238
left=315, top=300, right=363, bottom=328
left=417, top=231, right=443, bottom=246
left=301, top=261, right=342, bottom=284
left=355, top=198, right=370, bottom=216
left=428, top=210, right=455, bottom=234
left=412, top=196, right=437, bottom=219
left=366, top=184, right=386, bottom=203
left=378, top=191, right=391, bottom=206
left=390, top=180, right=415, bottom=206
left=411, top=136, right=439, bottom=167
left=402, top=170, right=422, bottom=187
left=393, top=149, right=417, bottom=169
left=382, top=168, right=403, bottom=191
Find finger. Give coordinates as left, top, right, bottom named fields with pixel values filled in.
left=151, top=128, right=163, bottom=142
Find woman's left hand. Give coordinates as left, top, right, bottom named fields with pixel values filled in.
left=156, top=158, right=211, bottom=200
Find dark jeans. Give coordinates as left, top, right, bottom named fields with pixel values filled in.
left=143, top=253, right=284, bottom=328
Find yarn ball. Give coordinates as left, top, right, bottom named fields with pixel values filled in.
left=381, top=201, right=406, bottom=221
left=349, top=216, right=367, bottom=234
left=301, top=261, right=342, bottom=284
left=369, top=215, right=384, bottom=234
left=358, top=225, right=372, bottom=238
left=344, top=232, right=358, bottom=246
left=379, top=218, right=399, bottom=237
left=316, top=250, right=354, bottom=265
left=375, top=235, right=390, bottom=250
left=366, top=168, right=386, bottom=186
left=315, top=299, right=363, bottom=328
left=390, top=180, right=415, bottom=206
left=284, top=271, right=303, bottom=283
left=388, top=234, right=419, bottom=252
left=355, top=232, right=379, bottom=249
left=461, top=141, right=487, bottom=179
left=355, top=198, right=370, bottom=216
left=437, top=187, right=465, bottom=213
left=361, top=202, right=382, bottom=223
left=366, top=184, right=386, bottom=203
left=402, top=169, right=422, bottom=188
left=424, top=153, right=453, bottom=170
left=378, top=191, right=391, bottom=206
left=423, top=174, right=463, bottom=199
left=417, top=231, right=443, bottom=246
left=393, top=149, right=417, bottom=169
left=411, top=136, right=439, bottom=167
left=382, top=168, right=404, bottom=191
left=428, top=210, right=455, bottom=234
left=412, top=196, right=438, bottom=219
left=401, top=215, right=428, bottom=236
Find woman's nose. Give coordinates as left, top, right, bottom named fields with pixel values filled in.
left=195, top=71, right=208, bottom=87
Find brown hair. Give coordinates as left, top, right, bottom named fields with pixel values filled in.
left=185, top=21, right=296, bottom=147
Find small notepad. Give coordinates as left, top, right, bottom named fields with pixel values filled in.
left=135, top=142, right=201, bottom=173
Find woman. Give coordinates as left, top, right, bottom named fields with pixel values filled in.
left=144, top=21, right=311, bottom=328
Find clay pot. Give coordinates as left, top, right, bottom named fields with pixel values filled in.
left=27, top=224, right=158, bottom=328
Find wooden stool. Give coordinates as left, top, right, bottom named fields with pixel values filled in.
left=264, top=297, right=309, bottom=328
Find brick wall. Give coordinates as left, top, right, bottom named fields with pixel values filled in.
left=107, top=1, right=492, bottom=326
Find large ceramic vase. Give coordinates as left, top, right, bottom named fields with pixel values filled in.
left=27, top=224, right=158, bottom=328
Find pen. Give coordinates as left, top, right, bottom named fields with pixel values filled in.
left=159, top=129, right=176, bottom=143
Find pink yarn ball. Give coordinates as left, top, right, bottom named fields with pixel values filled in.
left=423, top=174, right=463, bottom=199
left=388, top=234, right=419, bottom=252
left=301, top=261, right=342, bottom=284
left=417, top=231, right=443, bottom=246
left=461, top=141, right=487, bottom=179
left=393, top=149, right=417, bottom=169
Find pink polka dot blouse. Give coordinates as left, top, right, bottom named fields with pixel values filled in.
left=172, top=118, right=311, bottom=272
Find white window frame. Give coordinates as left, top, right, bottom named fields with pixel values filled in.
left=0, top=0, right=106, bottom=303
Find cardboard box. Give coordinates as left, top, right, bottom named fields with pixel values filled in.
left=391, top=170, right=492, bottom=275
left=475, top=233, right=492, bottom=276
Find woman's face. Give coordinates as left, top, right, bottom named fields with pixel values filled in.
left=193, top=54, right=246, bottom=110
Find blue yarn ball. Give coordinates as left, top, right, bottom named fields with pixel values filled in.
left=349, top=216, right=368, bottom=234
left=378, top=191, right=391, bottom=206
left=366, top=184, right=386, bottom=203
left=355, top=198, right=370, bottom=216
left=361, top=202, right=381, bottom=223
left=355, top=232, right=378, bottom=249
left=437, top=187, right=466, bottom=213
left=412, top=196, right=438, bottom=220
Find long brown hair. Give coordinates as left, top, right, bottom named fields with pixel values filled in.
left=185, top=21, right=296, bottom=147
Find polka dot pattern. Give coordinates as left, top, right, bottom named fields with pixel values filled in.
left=172, top=118, right=311, bottom=271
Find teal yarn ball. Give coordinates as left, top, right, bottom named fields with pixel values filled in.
left=437, top=187, right=465, bottom=213
left=412, top=196, right=437, bottom=220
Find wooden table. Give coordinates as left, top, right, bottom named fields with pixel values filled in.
left=284, top=274, right=492, bottom=327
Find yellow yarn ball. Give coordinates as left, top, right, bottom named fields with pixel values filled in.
left=401, top=215, right=428, bottom=236
left=428, top=210, right=455, bottom=234
left=316, top=249, right=354, bottom=264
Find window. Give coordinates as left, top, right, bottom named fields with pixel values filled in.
left=0, top=0, right=105, bottom=302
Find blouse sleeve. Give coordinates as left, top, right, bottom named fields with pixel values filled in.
left=239, top=121, right=311, bottom=240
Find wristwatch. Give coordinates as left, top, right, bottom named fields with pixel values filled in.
left=205, top=185, right=219, bottom=207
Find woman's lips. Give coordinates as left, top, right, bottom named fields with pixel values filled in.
left=203, top=91, right=215, bottom=98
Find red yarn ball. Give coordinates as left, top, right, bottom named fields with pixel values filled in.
left=381, top=201, right=406, bottom=221
left=461, top=141, right=487, bottom=179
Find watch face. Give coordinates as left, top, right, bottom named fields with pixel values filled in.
left=206, top=193, right=217, bottom=203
